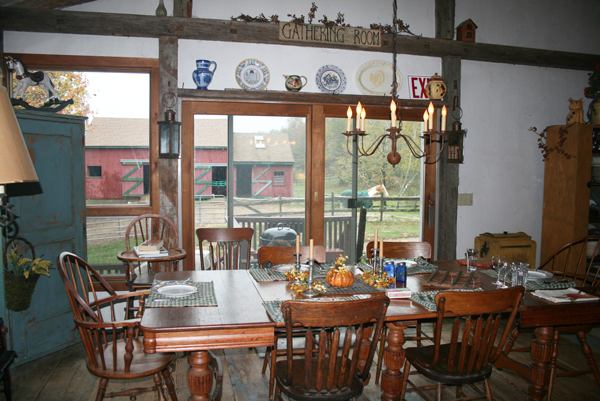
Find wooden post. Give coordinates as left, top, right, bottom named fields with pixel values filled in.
left=435, top=0, right=456, bottom=40
left=380, top=193, right=384, bottom=222
left=158, top=36, right=179, bottom=236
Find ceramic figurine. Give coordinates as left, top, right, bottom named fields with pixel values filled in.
left=5, top=55, right=59, bottom=103
left=566, top=97, right=584, bottom=124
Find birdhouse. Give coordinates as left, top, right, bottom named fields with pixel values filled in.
left=456, top=19, right=477, bottom=42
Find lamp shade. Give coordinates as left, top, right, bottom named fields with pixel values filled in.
left=0, top=86, right=39, bottom=184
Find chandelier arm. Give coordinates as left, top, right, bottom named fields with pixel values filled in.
left=357, top=133, right=391, bottom=157
left=400, top=134, right=428, bottom=159
left=345, top=136, right=364, bottom=158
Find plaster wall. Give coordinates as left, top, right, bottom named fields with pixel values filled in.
left=4, top=0, right=600, bottom=264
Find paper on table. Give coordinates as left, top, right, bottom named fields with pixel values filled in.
left=532, top=288, right=600, bottom=303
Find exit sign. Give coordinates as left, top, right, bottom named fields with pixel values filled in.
left=408, top=75, right=431, bottom=99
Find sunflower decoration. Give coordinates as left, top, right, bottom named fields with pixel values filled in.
left=357, top=269, right=395, bottom=289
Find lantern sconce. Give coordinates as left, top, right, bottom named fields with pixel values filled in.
left=447, top=96, right=467, bottom=164
left=157, top=92, right=181, bottom=159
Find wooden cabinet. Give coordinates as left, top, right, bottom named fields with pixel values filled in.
left=541, top=123, right=592, bottom=262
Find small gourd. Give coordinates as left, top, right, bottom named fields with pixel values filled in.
left=326, top=254, right=354, bottom=287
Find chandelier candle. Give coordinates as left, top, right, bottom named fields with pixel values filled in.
left=390, top=100, right=397, bottom=128
left=441, top=105, right=447, bottom=132
left=428, top=102, right=434, bottom=130
left=346, top=107, right=352, bottom=132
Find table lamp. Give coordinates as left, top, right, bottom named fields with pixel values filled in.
left=0, top=86, right=39, bottom=239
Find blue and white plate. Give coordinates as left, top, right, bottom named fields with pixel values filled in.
left=315, top=65, right=346, bottom=94
left=235, top=58, right=270, bottom=90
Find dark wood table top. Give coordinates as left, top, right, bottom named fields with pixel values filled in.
left=117, top=248, right=186, bottom=263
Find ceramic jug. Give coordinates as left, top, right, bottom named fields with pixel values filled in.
left=192, top=60, right=217, bottom=90
left=283, top=75, right=307, bottom=91
left=425, top=73, right=446, bottom=100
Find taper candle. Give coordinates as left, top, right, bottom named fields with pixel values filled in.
left=423, top=110, right=429, bottom=129
left=390, top=100, right=396, bottom=128
left=441, top=105, right=447, bottom=131
left=360, top=108, right=366, bottom=131
left=374, top=230, right=378, bottom=249
left=309, top=239, right=314, bottom=259
left=346, top=106, right=352, bottom=132
left=428, top=102, right=434, bottom=130
left=296, top=235, right=300, bottom=254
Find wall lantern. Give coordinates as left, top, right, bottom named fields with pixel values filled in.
left=158, top=109, right=181, bottom=159
left=446, top=96, right=467, bottom=164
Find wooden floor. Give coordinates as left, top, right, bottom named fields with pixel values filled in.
left=8, top=326, right=600, bottom=400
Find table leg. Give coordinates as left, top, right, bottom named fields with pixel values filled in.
left=529, top=326, right=554, bottom=401
left=380, top=322, right=409, bottom=401
left=188, top=350, right=213, bottom=401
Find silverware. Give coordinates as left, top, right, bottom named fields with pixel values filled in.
left=425, top=269, right=438, bottom=283
left=464, top=272, right=475, bottom=288
left=153, top=299, right=170, bottom=302
left=437, top=270, right=450, bottom=284
left=451, top=271, right=463, bottom=287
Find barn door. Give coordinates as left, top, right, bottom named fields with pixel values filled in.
left=1, top=110, right=86, bottom=366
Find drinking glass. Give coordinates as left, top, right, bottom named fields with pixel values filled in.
left=466, top=248, right=479, bottom=273
left=497, top=262, right=509, bottom=289
left=491, top=256, right=505, bottom=285
left=510, top=262, right=525, bottom=287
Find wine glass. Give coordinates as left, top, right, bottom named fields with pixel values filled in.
left=497, top=262, right=509, bottom=289
left=491, top=256, right=505, bottom=285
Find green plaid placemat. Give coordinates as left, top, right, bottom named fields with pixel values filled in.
left=479, top=270, right=576, bottom=290
left=411, top=288, right=484, bottom=311
left=263, top=295, right=371, bottom=323
left=321, top=279, right=385, bottom=294
left=249, top=268, right=287, bottom=281
left=408, top=257, right=439, bottom=275
left=146, top=280, right=217, bottom=308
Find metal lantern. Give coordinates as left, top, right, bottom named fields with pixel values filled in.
left=158, top=109, right=181, bottom=159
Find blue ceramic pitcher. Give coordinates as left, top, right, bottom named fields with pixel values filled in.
left=192, top=60, right=217, bottom=90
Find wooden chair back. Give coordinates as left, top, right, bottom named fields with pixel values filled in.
left=125, top=214, right=178, bottom=250
left=366, top=241, right=432, bottom=261
left=57, top=252, right=178, bottom=400
left=538, top=235, right=600, bottom=286
left=277, top=296, right=389, bottom=400
left=196, top=227, right=254, bottom=270
left=428, top=287, right=523, bottom=375
left=257, top=245, right=326, bottom=268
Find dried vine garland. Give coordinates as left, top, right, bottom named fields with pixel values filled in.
left=231, top=2, right=419, bottom=36
left=530, top=124, right=575, bottom=161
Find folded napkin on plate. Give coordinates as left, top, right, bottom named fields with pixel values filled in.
left=458, top=258, right=493, bottom=268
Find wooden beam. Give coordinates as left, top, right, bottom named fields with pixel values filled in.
left=0, top=7, right=598, bottom=71
left=9, top=0, right=97, bottom=9
left=173, top=0, right=192, bottom=18
left=435, top=0, right=455, bottom=40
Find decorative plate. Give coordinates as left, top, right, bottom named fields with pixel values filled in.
left=527, top=270, right=554, bottom=281
left=355, top=60, right=402, bottom=96
left=151, top=282, right=202, bottom=297
left=315, top=65, right=346, bottom=94
left=235, top=58, right=270, bottom=90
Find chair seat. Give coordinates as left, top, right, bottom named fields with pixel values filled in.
left=88, top=337, right=176, bottom=380
left=274, top=357, right=363, bottom=401
left=406, top=344, right=493, bottom=386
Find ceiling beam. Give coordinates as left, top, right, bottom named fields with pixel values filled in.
left=7, top=0, right=96, bottom=9
left=0, top=7, right=598, bottom=71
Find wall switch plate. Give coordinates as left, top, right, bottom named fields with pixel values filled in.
left=458, top=193, right=473, bottom=206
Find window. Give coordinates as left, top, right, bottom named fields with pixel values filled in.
left=87, top=166, right=102, bottom=177
left=254, top=135, right=266, bottom=149
left=274, top=171, right=285, bottom=184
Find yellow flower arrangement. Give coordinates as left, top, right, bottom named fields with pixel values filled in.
left=357, top=270, right=395, bottom=289
left=6, top=248, right=52, bottom=279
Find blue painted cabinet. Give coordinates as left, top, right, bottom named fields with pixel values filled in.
left=0, top=110, right=86, bottom=366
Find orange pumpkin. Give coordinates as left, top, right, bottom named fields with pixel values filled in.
left=326, top=269, right=355, bottom=287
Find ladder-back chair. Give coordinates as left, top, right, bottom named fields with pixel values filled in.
left=401, top=287, right=524, bottom=401
left=57, top=252, right=178, bottom=401
left=196, top=227, right=254, bottom=270
left=274, top=296, right=389, bottom=401
left=366, top=240, right=433, bottom=384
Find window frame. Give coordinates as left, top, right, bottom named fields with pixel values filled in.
left=87, top=165, right=102, bottom=178
left=6, top=53, right=160, bottom=217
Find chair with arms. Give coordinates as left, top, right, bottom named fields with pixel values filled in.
left=274, top=296, right=390, bottom=401
left=401, top=287, right=524, bottom=401
left=366, top=240, right=433, bottom=384
left=57, top=251, right=179, bottom=401
left=258, top=245, right=327, bottom=400
left=504, top=235, right=600, bottom=400
left=122, top=214, right=182, bottom=291
left=196, top=227, right=254, bottom=270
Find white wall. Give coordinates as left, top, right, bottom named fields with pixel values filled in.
left=4, top=0, right=600, bottom=264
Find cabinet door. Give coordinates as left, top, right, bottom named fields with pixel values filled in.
left=1, top=111, right=86, bottom=365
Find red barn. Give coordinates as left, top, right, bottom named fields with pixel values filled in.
left=85, top=117, right=295, bottom=201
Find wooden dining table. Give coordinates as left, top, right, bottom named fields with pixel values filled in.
left=140, top=261, right=600, bottom=401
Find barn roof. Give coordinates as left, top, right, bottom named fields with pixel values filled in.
left=86, top=117, right=228, bottom=147
left=85, top=117, right=294, bottom=163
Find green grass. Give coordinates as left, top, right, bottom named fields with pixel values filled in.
left=87, top=239, right=126, bottom=265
